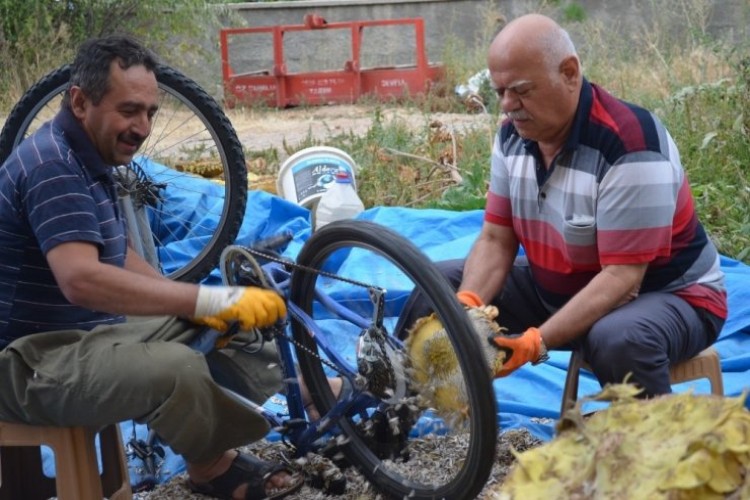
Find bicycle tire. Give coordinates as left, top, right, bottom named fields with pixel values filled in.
left=0, top=64, right=247, bottom=283
left=289, top=220, right=497, bottom=500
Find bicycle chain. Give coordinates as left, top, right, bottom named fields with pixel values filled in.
left=236, top=244, right=380, bottom=290
left=232, top=245, right=393, bottom=381
left=267, top=321, right=341, bottom=374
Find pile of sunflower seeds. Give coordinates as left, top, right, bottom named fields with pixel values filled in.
left=134, top=426, right=544, bottom=500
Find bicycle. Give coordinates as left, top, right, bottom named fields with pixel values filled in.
left=2, top=64, right=499, bottom=499
left=205, top=221, right=498, bottom=499
left=0, top=63, right=247, bottom=283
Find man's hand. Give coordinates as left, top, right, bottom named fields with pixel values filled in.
left=488, top=327, right=545, bottom=377
left=192, top=285, right=287, bottom=333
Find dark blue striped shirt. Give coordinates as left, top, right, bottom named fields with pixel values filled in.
left=0, top=108, right=127, bottom=347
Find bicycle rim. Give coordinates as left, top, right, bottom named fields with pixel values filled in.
left=290, top=220, right=497, bottom=500
left=0, top=64, right=247, bottom=282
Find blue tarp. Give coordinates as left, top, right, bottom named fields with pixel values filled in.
left=44, top=172, right=750, bottom=487
left=133, top=186, right=749, bottom=486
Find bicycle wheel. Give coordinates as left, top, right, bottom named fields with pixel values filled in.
left=0, top=64, right=247, bottom=282
left=289, top=220, right=497, bottom=500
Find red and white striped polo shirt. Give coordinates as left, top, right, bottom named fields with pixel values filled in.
left=485, top=79, right=727, bottom=318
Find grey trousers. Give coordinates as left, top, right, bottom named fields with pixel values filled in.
left=397, top=259, right=724, bottom=397
left=0, top=316, right=283, bottom=463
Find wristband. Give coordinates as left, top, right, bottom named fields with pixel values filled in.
left=456, top=290, right=483, bottom=308
left=194, top=285, right=244, bottom=317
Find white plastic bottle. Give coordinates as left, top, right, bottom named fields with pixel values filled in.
left=314, top=170, right=365, bottom=231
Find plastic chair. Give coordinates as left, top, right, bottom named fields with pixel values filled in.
left=0, top=421, right=132, bottom=500
left=560, top=346, right=724, bottom=416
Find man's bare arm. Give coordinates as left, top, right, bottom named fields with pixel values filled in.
left=459, top=222, right=519, bottom=302
left=47, top=241, right=198, bottom=317
left=540, top=263, right=647, bottom=347
left=124, top=245, right=165, bottom=279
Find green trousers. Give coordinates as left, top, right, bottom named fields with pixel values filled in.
left=0, top=316, right=283, bottom=463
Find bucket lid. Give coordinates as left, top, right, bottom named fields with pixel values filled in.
left=276, top=146, right=358, bottom=197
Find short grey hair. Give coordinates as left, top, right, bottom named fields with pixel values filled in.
left=539, top=26, right=577, bottom=72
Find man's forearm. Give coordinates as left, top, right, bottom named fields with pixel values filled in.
left=459, top=224, right=518, bottom=302
left=63, top=263, right=199, bottom=317
left=125, top=245, right=166, bottom=279
left=540, top=263, right=648, bottom=347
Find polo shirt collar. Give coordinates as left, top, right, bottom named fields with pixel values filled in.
left=563, top=77, right=593, bottom=152
left=54, top=107, right=111, bottom=178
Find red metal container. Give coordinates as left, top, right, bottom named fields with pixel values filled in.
left=220, top=16, right=445, bottom=108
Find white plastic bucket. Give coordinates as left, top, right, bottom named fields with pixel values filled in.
left=276, top=146, right=358, bottom=209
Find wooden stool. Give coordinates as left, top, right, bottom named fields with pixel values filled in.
left=561, top=346, right=724, bottom=416
left=0, top=422, right=132, bottom=500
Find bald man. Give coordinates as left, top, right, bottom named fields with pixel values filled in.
left=400, top=14, right=726, bottom=397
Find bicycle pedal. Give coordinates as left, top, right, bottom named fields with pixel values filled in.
left=279, top=417, right=308, bottom=431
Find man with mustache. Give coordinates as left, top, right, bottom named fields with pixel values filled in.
left=0, top=35, right=304, bottom=499
left=401, top=14, right=727, bottom=398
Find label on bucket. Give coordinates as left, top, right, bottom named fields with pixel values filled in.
left=292, top=156, right=354, bottom=204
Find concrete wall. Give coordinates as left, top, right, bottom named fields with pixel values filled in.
left=192, top=0, right=748, bottom=99
left=223, top=0, right=504, bottom=70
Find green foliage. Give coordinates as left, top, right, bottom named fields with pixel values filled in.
left=0, top=0, right=219, bottom=109
left=562, top=2, right=587, bottom=23
left=0, top=1, right=76, bottom=96
left=661, top=54, right=750, bottom=261
left=476, top=74, right=500, bottom=116
left=424, top=124, right=493, bottom=211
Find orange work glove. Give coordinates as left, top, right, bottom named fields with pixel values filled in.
left=192, top=285, right=287, bottom=333
left=456, top=290, right=483, bottom=308
left=487, top=327, right=547, bottom=377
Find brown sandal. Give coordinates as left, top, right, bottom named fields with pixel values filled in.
left=186, top=453, right=303, bottom=499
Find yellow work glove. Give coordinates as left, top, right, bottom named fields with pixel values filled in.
left=487, top=327, right=547, bottom=377
left=192, top=285, right=287, bottom=334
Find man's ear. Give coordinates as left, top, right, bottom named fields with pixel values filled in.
left=69, top=86, right=87, bottom=120
left=559, top=56, right=581, bottom=89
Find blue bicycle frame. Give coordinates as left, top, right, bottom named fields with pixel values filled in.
left=216, top=256, right=399, bottom=456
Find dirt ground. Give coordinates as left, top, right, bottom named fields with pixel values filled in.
left=222, top=103, right=494, bottom=160
left=0, top=102, right=495, bottom=172
left=0, top=101, right=492, bottom=149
